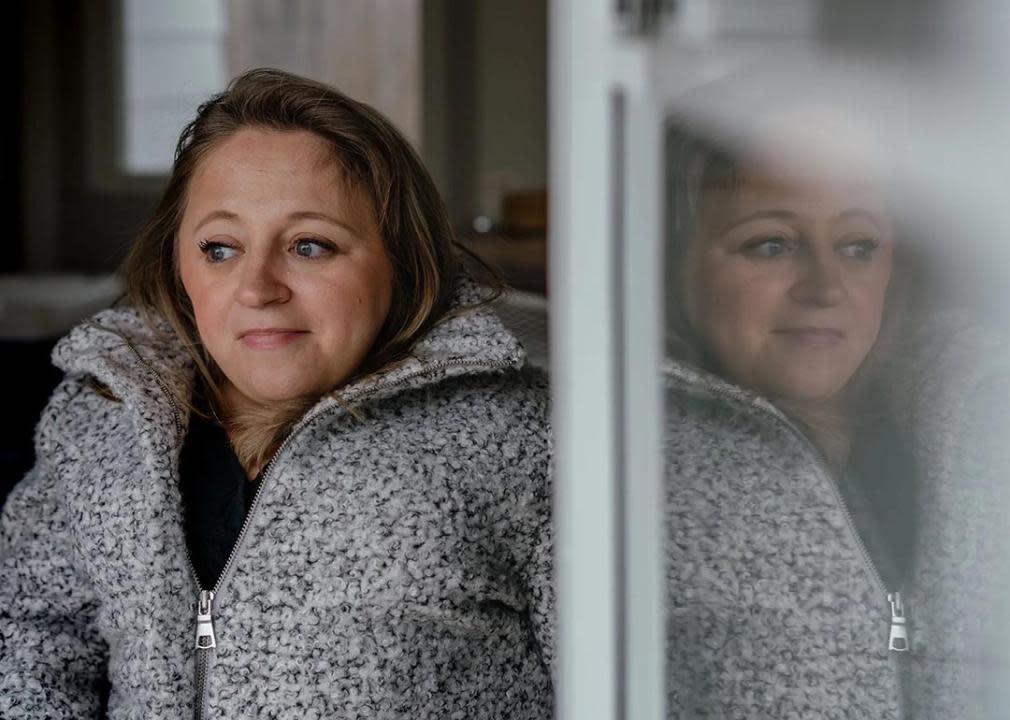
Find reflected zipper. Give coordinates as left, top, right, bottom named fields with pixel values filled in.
left=180, top=356, right=519, bottom=719
left=888, top=591, right=909, bottom=652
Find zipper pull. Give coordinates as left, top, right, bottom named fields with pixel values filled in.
left=887, top=591, right=910, bottom=652
left=195, top=590, right=217, bottom=650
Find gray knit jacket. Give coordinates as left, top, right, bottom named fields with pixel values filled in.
left=662, top=316, right=1010, bottom=719
left=0, top=284, right=554, bottom=719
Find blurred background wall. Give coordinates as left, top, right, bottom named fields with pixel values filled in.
left=15, top=0, right=548, bottom=279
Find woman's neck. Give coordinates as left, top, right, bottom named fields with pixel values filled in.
left=778, top=395, right=854, bottom=475
left=217, top=382, right=315, bottom=480
left=809, top=420, right=852, bottom=475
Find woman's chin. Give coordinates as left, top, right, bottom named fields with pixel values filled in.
left=224, top=378, right=331, bottom=411
left=760, top=372, right=854, bottom=407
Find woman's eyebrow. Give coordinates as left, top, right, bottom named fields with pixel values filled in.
left=192, top=209, right=240, bottom=234
left=719, top=209, right=798, bottom=235
left=835, top=207, right=887, bottom=230
left=286, top=210, right=361, bottom=237
left=190, top=209, right=362, bottom=237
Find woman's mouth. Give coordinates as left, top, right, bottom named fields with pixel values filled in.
left=772, top=327, right=845, bottom=347
left=238, top=328, right=309, bottom=350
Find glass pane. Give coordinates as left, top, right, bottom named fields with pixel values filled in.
left=660, top=6, right=1010, bottom=717
left=121, top=0, right=228, bottom=174
left=119, top=0, right=423, bottom=177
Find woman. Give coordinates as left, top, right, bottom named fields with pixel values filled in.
left=0, top=69, right=553, bottom=719
left=663, top=103, right=1010, bottom=718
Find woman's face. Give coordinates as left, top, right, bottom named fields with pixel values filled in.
left=683, top=158, right=894, bottom=404
left=178, top=128, right=394, bottom=411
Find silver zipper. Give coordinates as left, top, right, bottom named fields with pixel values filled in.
left=195, top=590, right=217, bottom=649
left=888, top=591, right=910, bottom=652
left=194, top=590, right=215, bottom=720
left=180, top=354, right=520, bottom=718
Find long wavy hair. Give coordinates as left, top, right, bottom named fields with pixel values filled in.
left=123, top=68, right=465, bottom=472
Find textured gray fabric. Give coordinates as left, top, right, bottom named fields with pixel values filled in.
left=0, top=280, right=554, bottom=719
left=662, top=315, right=1010, bottom=719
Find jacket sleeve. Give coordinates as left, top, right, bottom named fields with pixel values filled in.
left=0, top=463, right=108, bottom=718
left=895, top=318, right=1010, bottom=719
left=508, top=371, right=556, bottom=675
left=518, top=461, right=555, bottom=675
left=920, top=372, right=1010, bottom=720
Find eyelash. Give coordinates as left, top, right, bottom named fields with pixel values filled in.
left=197, top=239, right=236, bottom=264
left=838, top=238, right=880, bottom=261
left=741, top=235, right=792, bottom=257
left=290, top=236, right=337, bottom=258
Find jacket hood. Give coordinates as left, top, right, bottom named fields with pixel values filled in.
left=876, top=310, right=1010, bottom=425
left=50, top=276, right=527, bottom=447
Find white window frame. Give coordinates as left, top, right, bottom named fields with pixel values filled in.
left=550, top=2, right=666, bottom=718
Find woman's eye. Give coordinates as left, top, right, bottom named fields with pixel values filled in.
left=293, top=238, right=335, bottom=258
left=838, top=238, right=880, bottom=261
left=742, top=235, right=791, bottom=258
left=198, top=241, right=238, bottom=263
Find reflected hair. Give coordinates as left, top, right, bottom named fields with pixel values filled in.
left=123, top=68, right=464, bottom=469
left=664, top=123, right=741, bottom=370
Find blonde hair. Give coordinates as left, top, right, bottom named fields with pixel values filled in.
left=124, top=68, right=463, bottom=473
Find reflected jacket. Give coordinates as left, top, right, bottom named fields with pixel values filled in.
left=0, top=282, right=554, bottom=719
left=662, top=315, right=1010, bottom=719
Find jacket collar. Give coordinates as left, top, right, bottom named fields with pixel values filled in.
left=332, top=278, right=527, bottom=405
left=51, top=277, right=527, bottom=447
left=662, top=357, right=788, bottom=421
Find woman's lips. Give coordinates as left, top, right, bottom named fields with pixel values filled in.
left=238, top=329, right=309, bottom=350
left=773, top=327, right=845, bottom=347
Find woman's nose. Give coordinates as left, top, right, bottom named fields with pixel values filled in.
left=788, top=252, right=848, bottom=307
left=234, top=253, right=291, bottom=307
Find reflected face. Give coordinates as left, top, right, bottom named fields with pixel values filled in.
left=178, top=128, right=394, bottom=411
left=683, top=162, right=894, bottom=404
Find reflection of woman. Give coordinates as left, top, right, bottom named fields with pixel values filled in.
left=664, top=107, right=1010, bottom=718
left=0, top=69, right=553, bottom=718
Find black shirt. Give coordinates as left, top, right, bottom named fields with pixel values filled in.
left=842, top=418, right=919, bottom=592
left=179, top=414, right=261, bottom=590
